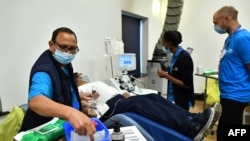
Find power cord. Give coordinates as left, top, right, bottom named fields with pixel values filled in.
left=129, top=75, right=145, bottom=87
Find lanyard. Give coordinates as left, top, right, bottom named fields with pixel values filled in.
left=224, top=25, right=241, bottom=49
left=168, top=47, right=183, bottom=74
left=220, top=25, right=242, bottom=61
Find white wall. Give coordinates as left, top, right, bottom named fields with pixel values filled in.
left=1, top=0, right=249, bottom=111
left=0, top=0, right=164, bottom=111
left=179, top=0, right=250, bottom=93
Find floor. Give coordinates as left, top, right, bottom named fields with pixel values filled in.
left=189, top=100, right=217, bottom=141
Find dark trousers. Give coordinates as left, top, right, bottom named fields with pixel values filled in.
left=217, top=98, right=249, bottom=141
left=100, top=94, right=198, bottom=136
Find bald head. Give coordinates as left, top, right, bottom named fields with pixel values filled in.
left=215, top=6, right=238, bottom=20
left=213, top=6, right=240, bottom=35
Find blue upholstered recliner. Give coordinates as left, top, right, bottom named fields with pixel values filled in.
left=103, top=112, right=192, bottom=141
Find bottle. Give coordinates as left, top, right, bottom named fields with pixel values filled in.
left=111, top=119, right=125, bottom=141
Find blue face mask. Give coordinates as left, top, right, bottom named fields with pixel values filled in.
left=162, top=46, right=170, bottom=54
left=53, top=49, right=75, bottom=65
left=214, top=25, right=226, bottom=34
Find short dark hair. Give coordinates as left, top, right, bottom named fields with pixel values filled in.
left=163, top=30, right=182, bottom=46
left=74, top=72, right=78, bottom=78
left=51, top=27, right=77, bottom=43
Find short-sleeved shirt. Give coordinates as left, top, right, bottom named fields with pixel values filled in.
left=219, top=28, right=250, bottom=102
left=28, top=71, right=79, bottom=108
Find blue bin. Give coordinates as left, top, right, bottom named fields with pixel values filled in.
left=63, top=118, right=110, bottom=141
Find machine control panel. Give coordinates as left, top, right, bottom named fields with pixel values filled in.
left=107, top=75, right=137, bottom=93
left=105, top=74, right=158, bottom=95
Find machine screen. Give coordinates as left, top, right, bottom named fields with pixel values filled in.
left=119, top=53, right=136, bottom=71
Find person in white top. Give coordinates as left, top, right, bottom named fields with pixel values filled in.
left=75, top=73, right=130, bottom=118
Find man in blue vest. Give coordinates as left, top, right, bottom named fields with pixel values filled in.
left=19, top=27, right=96, bottom=140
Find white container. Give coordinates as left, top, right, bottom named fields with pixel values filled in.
left=196, top=66, right=203, bottom=75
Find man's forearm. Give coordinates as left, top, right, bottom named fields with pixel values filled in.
left=28, top=95, right=76, bottom=120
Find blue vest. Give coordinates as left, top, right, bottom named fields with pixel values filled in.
left=169, top=50, right=195, bottom=110
left=20, top=50, right=81, bottom=131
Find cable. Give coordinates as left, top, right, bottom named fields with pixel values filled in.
left=129, top=75, right=145, bottom=87
left=102, top=98, right=123, bottom=118
left=110, top=56, right=114, bottom=77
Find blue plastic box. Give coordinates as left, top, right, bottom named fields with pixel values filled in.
left=63, top=118, right=110, bottom=141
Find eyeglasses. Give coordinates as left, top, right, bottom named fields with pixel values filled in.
left=54, top=42, right=79, bottom=54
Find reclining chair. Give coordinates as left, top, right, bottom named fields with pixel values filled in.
left=103, top=112, right=192, bottom=141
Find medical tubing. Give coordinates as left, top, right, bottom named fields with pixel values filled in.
left=110, top=56, right=114, bottom=77
left=129, top=75, right=145, bottom=87
left=101, top=98, right=123, bottom=118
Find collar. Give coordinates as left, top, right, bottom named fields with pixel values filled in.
left=172, top=46, right=183, bottom=59
left=229, top=24, right=241, bottom=36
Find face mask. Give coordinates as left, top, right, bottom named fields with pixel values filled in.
left=82, top=75, right=90, bottom=82
left=162, top=46, right=170, bottom=54
left=53, top=49, right=75, bottom=65
left=214, top=25, right=227, bottom=34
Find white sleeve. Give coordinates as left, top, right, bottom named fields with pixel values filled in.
left=78, top=83, right=92, bottom=93
left=92, top=81, right=120, bottom=103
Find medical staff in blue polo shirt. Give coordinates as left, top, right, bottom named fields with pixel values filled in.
left=213, top=6, right=250, bottom=141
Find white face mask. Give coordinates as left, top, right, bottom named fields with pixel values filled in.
left=53, top=49, right=75, bottom=65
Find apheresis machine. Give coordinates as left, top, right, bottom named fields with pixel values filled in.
left=105, top=53, right=158, bottom=95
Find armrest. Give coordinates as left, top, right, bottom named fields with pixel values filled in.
left=122, top=112, right=192, bottom=141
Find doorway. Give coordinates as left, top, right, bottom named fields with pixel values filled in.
left=122, top=11, right=148, bottom=77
